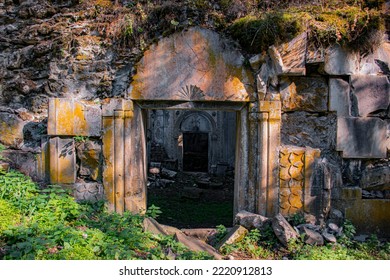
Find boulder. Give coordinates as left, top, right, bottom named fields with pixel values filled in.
left=215, top=225, right=248, bottom=250
left=272, top=214, right=299, bottom=247
left=234, top=210, right=269, bottom=230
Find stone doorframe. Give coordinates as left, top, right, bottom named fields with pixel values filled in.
left=101, top=99, right=282, bottom=217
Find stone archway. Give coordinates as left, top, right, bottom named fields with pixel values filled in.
left=46, top=27, right=283, bottom=218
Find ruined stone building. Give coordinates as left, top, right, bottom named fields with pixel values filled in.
left=0, top=1, right=390, bottom=236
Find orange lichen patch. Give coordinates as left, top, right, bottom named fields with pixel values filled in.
left=93, top=0, right=113, bottom=8
left=74, top=102, right=88, bottom=136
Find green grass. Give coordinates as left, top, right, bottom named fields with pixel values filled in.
left=0, top=169, right=211, bottom=260
left=1, top=169, right=389, bottom=260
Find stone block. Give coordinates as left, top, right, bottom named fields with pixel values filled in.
left=329, top=78, right=350, bottom=117
left=360, top=165, right=390, bottom=191
left=2, top=150, right=44, bottom=182
left=48, top=98, right=101, bottom=137
left=281, top=112, right=337, bottom=150
left=0, top=112, right=25, bottom=148
left=76, top=140, right=101, bottom=181
left=280, top=77, right=328, bottom=112
left=337, top=117, right=387, bottom=158
left=129, top=27, right=254, bottom=102
left=324, top=45, right=359, bottom=75
left=181, top=228, right=217, bottom=242
left=215, top=225, right=248, bottom=250
left=345, top=199, right=390, bottom=238
left=49, top=137, right=76, bottom=184
left=74, top=182, right=103, bottom=202
left=359, top=41, right=390, bottom=75
left=351, top=75, right=390, bottom=117
left=272, top=213, right=299, bottom=247
left=276, top=32, right=307, bottom=75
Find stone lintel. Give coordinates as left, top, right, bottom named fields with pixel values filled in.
left=48, top=98, right=101, bottom=137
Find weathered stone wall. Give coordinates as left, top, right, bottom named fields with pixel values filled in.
left=1, top=1, right=390, bottom=236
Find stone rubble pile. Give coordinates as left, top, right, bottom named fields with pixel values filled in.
left=141, top=208, right=351, bottom=259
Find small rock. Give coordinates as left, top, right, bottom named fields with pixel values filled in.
left=322, top=231, right=337, bottom=243
left=296, top=223, right=320, bottom=233
left=161, top=168, right=177, bottom=179
left=272, top=214, right=299, bottom=247
left=303, top=227, right=324, bottom=246
left=304, top=213, right=317, bottom=225
left=330, top=209, right=343, bottom=220
left=354, top=234, right=369, bottom=242
left=234, top=210, right=269, bottom=230
left=216, top=225, right=248, bottom=250
left=328, top=223, right=340, bottom=234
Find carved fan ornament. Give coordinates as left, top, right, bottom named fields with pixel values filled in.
left=176, top=85, right=205, bottom=101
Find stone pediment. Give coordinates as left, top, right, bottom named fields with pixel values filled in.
left=128, top=27, right=254, bottom=102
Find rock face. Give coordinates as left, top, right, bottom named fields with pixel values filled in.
left=272, top=214, right=299, bottom=247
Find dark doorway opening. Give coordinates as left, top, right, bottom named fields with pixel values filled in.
left=183, top=132, right=208, bottom=172
left=145, top=109, right=236, bottom=228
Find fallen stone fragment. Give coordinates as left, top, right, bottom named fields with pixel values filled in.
left=161, top=224, right=182, bottom=236
left=215, top=225, right=248, bottom=250
left=143, top=217, right=168, bottom=236
left=327, top=223, right=340, bottom=234
left=234, top=210, right=269, bottom=230
left=174, top=232, right=223, bottom=260
left=161, top=168, right=177, bottom=179
left=304, top=213, right=317, bottom=225
left=322, top=231, right=337, bottom=243
left=303, top=227, right=324, bottom=246
left=181, top=228, right=217, bottom=242
left=272, top=214, right=299, bottom=247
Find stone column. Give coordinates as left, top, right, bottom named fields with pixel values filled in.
left=102, top=99, right=141, bottom=213
left=257, top=101, right=281, bottom=217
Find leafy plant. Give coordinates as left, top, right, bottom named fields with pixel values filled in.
left=73, top=135, right=89, bottom=143
left=0, top=144, right=6, bottom=161
left=146, top=204, right=162, bottom=219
